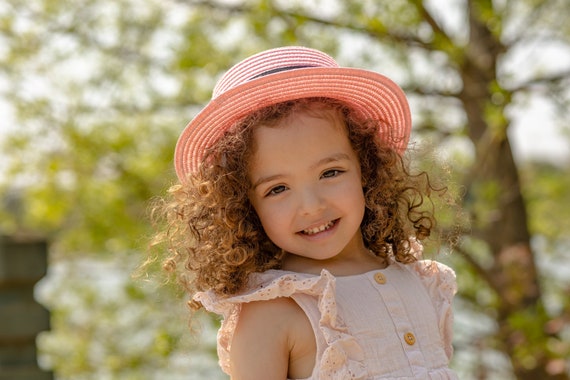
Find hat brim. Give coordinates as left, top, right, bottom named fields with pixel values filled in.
left=175, top=67, right=411, bottom=180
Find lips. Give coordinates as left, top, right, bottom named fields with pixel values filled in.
left=301, top=220, right=337, bottom=235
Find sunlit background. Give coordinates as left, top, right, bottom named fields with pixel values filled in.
left=1, top=0, right=569, bottom=379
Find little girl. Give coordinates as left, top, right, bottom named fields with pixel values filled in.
left=153, top=46, right=458, bottom=379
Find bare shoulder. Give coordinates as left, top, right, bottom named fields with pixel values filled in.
left=229, top=297, right=316, bottom=380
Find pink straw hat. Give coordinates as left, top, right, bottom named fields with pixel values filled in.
left=174, top=46, right=411, bottom=181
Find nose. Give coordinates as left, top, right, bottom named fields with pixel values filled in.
left=297, top=185, right=325, bottom=216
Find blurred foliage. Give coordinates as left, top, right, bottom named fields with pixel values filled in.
left=0, top=0, right=569, bottom=379
left=522, top=162, right=570, bottom=239
left=35, top=256, right=224, bottom=379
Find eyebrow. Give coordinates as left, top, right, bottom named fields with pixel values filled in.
left=251, top=152, right=351, bottom=190
left=310, top=152, right=351, bottom=170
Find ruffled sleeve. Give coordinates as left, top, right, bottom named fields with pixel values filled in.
left=408, top=260, right=457, bottom=360
left=193, top=270, right=367, bottom=379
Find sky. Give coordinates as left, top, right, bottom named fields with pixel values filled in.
left=510, top=95, right=569, bottom=164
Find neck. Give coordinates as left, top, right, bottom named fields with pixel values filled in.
left=281, top=248, right=387, bottom=276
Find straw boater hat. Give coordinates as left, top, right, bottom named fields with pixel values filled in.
left=174, top=46, right=411, bottom=181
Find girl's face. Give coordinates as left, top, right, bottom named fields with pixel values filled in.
left=248, top=109, right=367, bottom=265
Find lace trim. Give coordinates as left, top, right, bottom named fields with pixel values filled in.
left=407, top=260, right=457, bottom=359
left=194, top=269, right=367, bottom=378
left=194, top=258, right=457, bottom=377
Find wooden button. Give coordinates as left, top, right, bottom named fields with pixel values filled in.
left=404, top=332, right=416, bottom=345
left=374, top=272, right=386, bottom=284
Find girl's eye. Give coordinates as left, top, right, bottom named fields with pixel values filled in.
left=267, top=185, right=287, bottom=196
left=322, top=169, right=343, bottom=179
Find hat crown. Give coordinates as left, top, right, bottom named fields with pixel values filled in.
left=212, top=47, right=339, bottom=99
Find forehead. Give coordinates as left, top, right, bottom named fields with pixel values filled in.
left=248, top=109, right=354, bottom=172
left=253, top=106, right=347, bottom=145
left=251, top=105, right=347, bottom=141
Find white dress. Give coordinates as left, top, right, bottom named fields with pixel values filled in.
left=195, top=259, right=458, bottom=379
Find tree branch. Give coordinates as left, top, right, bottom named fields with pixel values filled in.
left=453, top=243, right=503, bottom=297
left=503, top=0, right=555, bottom=47
left=186, top=0, right=433, bottom=49
left=412, top=0, right=455, bottom=48
left=507, top=69, right=570, bottom=93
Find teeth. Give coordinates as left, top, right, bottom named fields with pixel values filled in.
left=303, top=221, right=334, bottom=235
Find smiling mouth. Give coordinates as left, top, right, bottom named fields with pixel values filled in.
left=301, top=220, right=337, bottom=235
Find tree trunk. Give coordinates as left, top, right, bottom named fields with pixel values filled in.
left=458, top=2, right=568, bottom=379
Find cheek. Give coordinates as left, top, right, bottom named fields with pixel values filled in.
left=345, top=180, right=367, bottom=219
left=341, top=173, right=365, bottom=200
left=255, top=201, right=294, bottom=242
left=254, top=210, right=286, bottom=248
left=251, top=200, right=279, bottom=230
left=259, top=202, right=284, bottom=222
left=352, top=189, right=366, bottom=216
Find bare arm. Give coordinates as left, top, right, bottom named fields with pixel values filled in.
left=229, top=298, right=291, bottom=379
left=229, top=297, right=315, bottom=380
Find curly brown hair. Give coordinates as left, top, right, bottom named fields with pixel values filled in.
left=150, top=97, right=440, bottom=305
